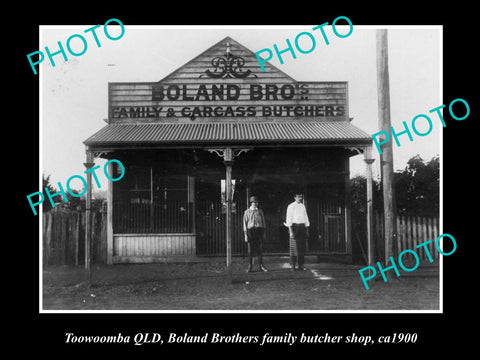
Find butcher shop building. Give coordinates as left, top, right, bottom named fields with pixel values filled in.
left=83, top=36, right=374, bottom=264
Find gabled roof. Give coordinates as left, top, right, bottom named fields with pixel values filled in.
left=157, top=36, right=296, bottom=83
left=85, top=35, right=371, bottom=148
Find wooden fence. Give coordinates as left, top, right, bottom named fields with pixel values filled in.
left=373, top=212, right=440, bottom=262
left=42, top=204, right=107, bottom=266
left=42, top=203, right=440, bottom=266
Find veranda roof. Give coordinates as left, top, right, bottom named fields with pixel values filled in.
left=84, top=121, right=372, bottom=147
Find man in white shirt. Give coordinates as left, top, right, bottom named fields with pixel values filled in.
left=285, top=193, right=310, bottom=271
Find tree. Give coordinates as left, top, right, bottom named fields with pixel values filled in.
left=349, top=154, right=439, bottom=263
left=42, top=174, right=84, bottom=212
left=350, top=175, right=383, bottom=215
left=42, top=174, right=56, bottom=213
left=395, top=155, right=439, bottom=217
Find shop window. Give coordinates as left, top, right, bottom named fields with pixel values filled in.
left=114, top=166, right=192, bottom=234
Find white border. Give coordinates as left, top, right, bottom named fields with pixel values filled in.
left=39, top=26, right=44, bottom=313
left=39, top=24, right=443, bottom=314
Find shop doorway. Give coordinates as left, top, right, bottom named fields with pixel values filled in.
left=194, top=176, right=347, bottom=256
left=248, top=180, right=292, bottom=254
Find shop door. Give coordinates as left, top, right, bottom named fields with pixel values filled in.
left=248, top=181, right=291, bottom=254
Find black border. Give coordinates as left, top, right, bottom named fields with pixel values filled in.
left=18, top=4, right=476, bottom=355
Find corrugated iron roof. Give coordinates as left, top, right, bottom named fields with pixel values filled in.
left=84, top=121, right=372, bottom=146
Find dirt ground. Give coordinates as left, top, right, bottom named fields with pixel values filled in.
left=42, top=256, right=440, bottom=311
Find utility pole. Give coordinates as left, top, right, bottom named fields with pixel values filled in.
left=376, top=29, right=397, bottom=262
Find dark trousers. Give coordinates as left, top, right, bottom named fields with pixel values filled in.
left=247, top=227, right=264, bottom=265
left=290, top=223, right=307, bottom=267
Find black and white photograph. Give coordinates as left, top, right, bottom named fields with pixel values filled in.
left=38, top=24, right=442, bottom=312
left=17, top=7, right=476, bottom=355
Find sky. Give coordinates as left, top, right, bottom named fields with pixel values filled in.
left=40, top=25, right=441, bottom=191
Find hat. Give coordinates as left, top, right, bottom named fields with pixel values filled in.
left=249, top=196, right=259, bottom=203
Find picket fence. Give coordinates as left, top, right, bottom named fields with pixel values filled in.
left=373, top=212, right=440, bottom=262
